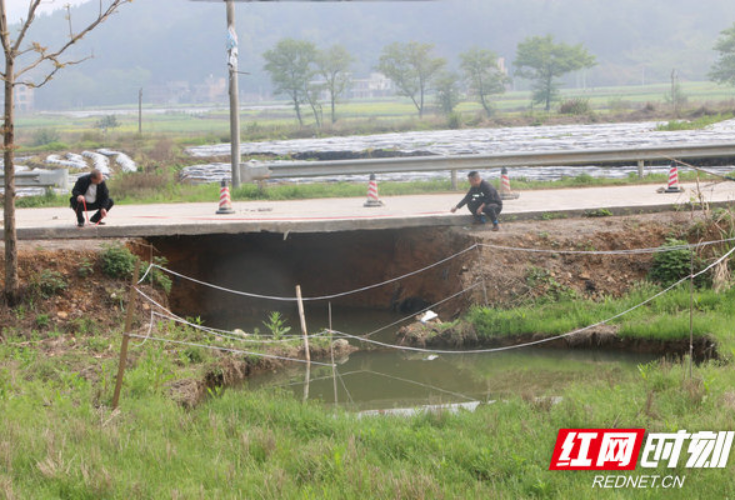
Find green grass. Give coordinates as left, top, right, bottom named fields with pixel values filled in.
left=468, top=282, right=735, bottom=347
left=655, top=113, right=735, bottom=131
left=1, top=332, right=735, bottom=498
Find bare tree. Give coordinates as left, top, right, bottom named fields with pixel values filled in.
left=1, top=0, right=132, bottom=305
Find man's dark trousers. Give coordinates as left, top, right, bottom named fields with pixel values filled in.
left=70, top=197, right=114, bottom=224
left=467, top=200, right=502, bottom=223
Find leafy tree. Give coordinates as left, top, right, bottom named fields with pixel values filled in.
left=315, top=45, right=353, bottom=124
left=1, top=0, right=131, bottom=305
left=433, top=71, right=461, bottom=116
left=514, top=35, right=596, bottom=111
left=459, top=47, right=508, bottom=117
left=96, top=115, right=120, bottom=130
left=263, top=39, right=318, bottom=127
left=709, top=23, right=735, bottom=87
left=377, top=41, right=445, bottom=118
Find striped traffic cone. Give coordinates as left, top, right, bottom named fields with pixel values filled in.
left=499, top=167, right=520, bottom=200
left=664, top=161, right=683, bottom=193
left=216, top=180, right=236, bottom=214
left=364, top=173, right=384, bottom=207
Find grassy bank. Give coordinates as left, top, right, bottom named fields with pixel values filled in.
left=2, top=237, right=735, bottom=497
left=468, top=283, right=735, bottom=347
left=1, top=334, right=735, bottom=498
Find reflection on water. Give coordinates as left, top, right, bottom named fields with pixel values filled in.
left=244, top=342, right=658, bottom=412
left=214, top=306, right=658, bottom=411
left=206, top=305, right=407, bottom=342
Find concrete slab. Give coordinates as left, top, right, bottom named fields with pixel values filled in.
left=4, top=181, right=735, bottom=240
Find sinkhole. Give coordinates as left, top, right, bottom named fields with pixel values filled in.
left=141, top=227, right=478, bottom=333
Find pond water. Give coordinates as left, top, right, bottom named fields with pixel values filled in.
left=245, top=347, right=657, bottom=412
left=214, top=305, right=658, bottom=412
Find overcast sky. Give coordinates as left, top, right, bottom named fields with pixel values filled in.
left=5, top=0, right=88, bottom=22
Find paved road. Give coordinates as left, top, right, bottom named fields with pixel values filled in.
left=5, top=181, right=735, bottom=240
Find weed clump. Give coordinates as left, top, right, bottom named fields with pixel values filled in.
left=100, top=244, right=138, bottom=280
left=648, top=238, right=707, bottom=287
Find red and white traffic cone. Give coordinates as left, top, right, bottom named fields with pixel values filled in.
left=664, top=161, right=683, bottom=193
left=364, top=173, right=384, bottom=207
left=216, top=180, right=236, bottom=214
left=499, top=167, right=520, bottom=200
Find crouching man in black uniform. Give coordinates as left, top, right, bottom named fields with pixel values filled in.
left=70, top=169, right=114, bottom=227
left=450, top=171, right=502, bottom=231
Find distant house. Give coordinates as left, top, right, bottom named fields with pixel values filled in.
left=349, top=73, right=394, bottom=99
left=15, top=85, right=34, bottom=113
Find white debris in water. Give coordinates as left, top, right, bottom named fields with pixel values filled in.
left=357, top=401, right=484, bottom=418
left=419, top=310, right=439, bottom=324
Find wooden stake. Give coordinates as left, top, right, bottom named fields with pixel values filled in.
left=475, top=241, right=489, bottom=306
left=112, top=260, right=141, bottom=410
left=296, top=285, right=310, bottom=364
left=329, top=302, right=338, bottom=407
left=689, top=250, right=694, bottom=379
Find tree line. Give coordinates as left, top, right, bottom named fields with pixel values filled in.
left=265, top=24, right=735, bottom=126
left=263, top=35, right=595, bottom=124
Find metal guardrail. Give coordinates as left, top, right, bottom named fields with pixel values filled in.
left=0, top=169, right=69, bottom=190
left=241, top=142, right=735, bottom=184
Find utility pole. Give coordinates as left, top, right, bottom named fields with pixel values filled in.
left=226, top=0, right=242, bottom=188
left=138, top=88, right=143, bottom=135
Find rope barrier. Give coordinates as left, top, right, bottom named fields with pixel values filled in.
left=133, top=235, right=735, bottom=305
left=477, top=237, right=735, bottom=256
left=331, top=244, right=735, bottom=355
left=127, top=333, right=336, bottom=367
left=140, top=244, right=479, bottom=302
left=131, top=309, right=155, bottom=348
left=150, top=310, right=331, bottom=344
left=134, top=287, right=329, bottom=341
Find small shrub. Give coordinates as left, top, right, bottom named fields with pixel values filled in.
left=35, top=314, right=51, bottom=329
left=447, top=112, right=463, bottom=130
left=559, top=98, right=591, bottom=115
left=583, top=208, right=613, bottom=217
left=262, top=312, right=291, bottom=340
left=96, top=115, right=120, bottom=130
left=77, top=258, right=95, bottom=278
left=32, top=270, right=68, bottom=298
left=100, top=244, right=138, bottom=280
left=182, top=346, right=205, bottom=364
left=31, top=128, right=60, bottom=147
left=648, top=238, right=707, bottom=287
left=146, top=256, right=172, bottom=294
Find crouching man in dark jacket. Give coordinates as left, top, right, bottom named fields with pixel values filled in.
left=70, top=169, right=114, bottom=227
left=450, top=171, right=503, bottom=231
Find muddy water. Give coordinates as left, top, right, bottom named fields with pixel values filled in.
left=216, top=307, right=657, bottom=411
left=245, top=348, right=657, bottom=412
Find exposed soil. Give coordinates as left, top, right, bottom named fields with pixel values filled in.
left=396, top=321, right=719, bottom=361
left=458, top=211, right=702, bottom=309
left=0, top=209, right=729, bottom=405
